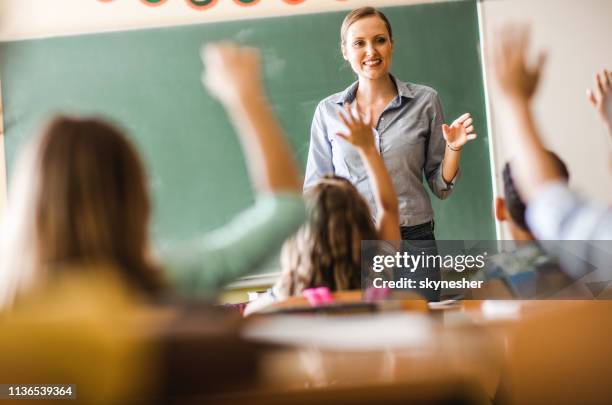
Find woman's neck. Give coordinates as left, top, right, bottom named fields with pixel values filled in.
left=356, top=74, right=397, bottom=106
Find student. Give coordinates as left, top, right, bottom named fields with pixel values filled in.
left=482, top=156, right=573, bottom=298
left=491, top=27, right=611, bottom=278
left=495, top=154, right=569, bottom=242
left=245, top=103, right=400, bottom=315
left=0, top=43, right=306, bottom=309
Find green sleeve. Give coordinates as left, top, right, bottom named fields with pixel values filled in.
left=163, top=193, right=306, bottom=296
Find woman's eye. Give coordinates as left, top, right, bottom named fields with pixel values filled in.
left=353, top=40, right=364, bottom=47
left=376, top=37, right=387, bottom=44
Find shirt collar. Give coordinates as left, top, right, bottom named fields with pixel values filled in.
left=332, top=74, right=416, bottom=105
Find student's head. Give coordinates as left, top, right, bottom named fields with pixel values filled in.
left=275, top=175, right=377, bottom=298
left=0, top=116, right=163, bottom=308
left=340, top=7, right=394, bottom=81
left=495, top=152, right=569, bottom=239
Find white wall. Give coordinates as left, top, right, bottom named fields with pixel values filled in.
left=480, top=0, right=612, bottom=238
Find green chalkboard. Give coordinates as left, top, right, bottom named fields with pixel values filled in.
left=0, top=0, right=495, bottom=247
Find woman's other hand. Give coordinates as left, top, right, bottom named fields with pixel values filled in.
left=336, top=102, right=376, bottom=151
left=201, top=42, right=264, bottom=106
left=442, top=113, right=477, bottom=150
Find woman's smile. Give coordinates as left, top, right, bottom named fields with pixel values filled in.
left=363, top=58, right=383, bottom=68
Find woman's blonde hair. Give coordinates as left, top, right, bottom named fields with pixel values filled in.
left=0, top=116, right=164, bottom=308
left=340, top=7, right=393, bottom=46
left=274, top=175, right=377, bottom=299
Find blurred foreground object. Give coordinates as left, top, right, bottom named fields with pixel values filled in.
left=505, top=301, right=612, bottom=403
left=0, top=267, right=262, bottom=403
left=0, top=270, right=155, bottom=404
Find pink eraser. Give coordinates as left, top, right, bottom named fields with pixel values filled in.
left=303, top=287, right=334, bottom=306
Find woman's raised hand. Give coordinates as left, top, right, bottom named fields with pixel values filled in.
left=336, top=102, right=376, bottom=151
left=442, top=113, right=477, bottom=150
left=587, top=69, right=612, bottom=132
left=201, top=42, right=264, bottom=106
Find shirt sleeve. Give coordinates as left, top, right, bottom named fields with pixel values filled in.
left=526, top=181, right=612, bottom=279
left=163, top=193, right=306, bottom=296
left=304, top=102, right=334, bottom=190
left=424, top=91, right=460, bottom=200
left=527, top=181, right=612, bottom=240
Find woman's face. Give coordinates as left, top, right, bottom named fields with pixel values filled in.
left=342, top=16, right=393, bottom=81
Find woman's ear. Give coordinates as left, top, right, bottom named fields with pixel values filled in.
left=341, top=44, right=348, bottom=61
left=494, top=197, right=507, bottom=222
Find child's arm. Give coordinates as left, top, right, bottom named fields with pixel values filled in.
left=491, top=26, right=562, bottom=202
left=163, top=44, right=306, bottom=295
left=202, top=43, right=302, bottom=193
left=336, top=103, right=400, bottom=241
left=586, top=69, right=612, bottom=140
left=488, top=27, right=612, bottom=277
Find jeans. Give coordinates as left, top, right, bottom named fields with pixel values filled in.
left=398, top=221, right=440, bottom=302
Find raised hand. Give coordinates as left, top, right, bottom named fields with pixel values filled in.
left=442, top=113, right=477, bottom=151
left=201, top=42, right=264, bottom=106
left=336, top=102, right=400, bottom=241
left=335, top=102, right=376, bottom=151
left=492, top=26, right=546, bottom=102
left=200, top=42, right=301, bottom=192
left=586, top=69, right=612, bottom=131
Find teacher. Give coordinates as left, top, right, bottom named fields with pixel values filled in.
left=304, top=6, right=477, bottom=242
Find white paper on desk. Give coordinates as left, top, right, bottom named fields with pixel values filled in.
left=481, top=300, right=522, bottom=320
left=242, top=313, right=433, bottom=351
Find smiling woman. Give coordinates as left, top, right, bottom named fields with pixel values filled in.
left=303, top=7, right=479, bottom=299
left=305, top=6, right=478, bottom=242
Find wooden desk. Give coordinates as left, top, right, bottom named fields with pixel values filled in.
left=242, top=312, right=503, bottom=399
left=240, top=299, right=609, bottom=403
